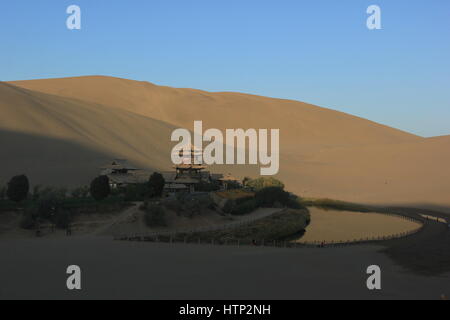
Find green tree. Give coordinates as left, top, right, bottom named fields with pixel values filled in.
left=148, top=172, right=165, bottom=197
left=90, top=176, right=111, bottom=201
left=246, top=177, right=285, bottom=191
left=7, top=175, right=30, bottom=202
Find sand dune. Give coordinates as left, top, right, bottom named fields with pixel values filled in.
left=10, top=76, right=420, bottom=151
left=2, top=76, right=450, bottom=209
left=285, top=136, right=450, bottom=207
left=0, top=82, right=176, bottom=185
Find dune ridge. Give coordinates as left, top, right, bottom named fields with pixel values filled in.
left=1, top=76, right=449, bottom=209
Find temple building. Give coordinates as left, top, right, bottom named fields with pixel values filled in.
left=100, top=147, right=241, bottom=193
left=162, top=144, right=231, bottom=193
left=100, top=159, right=148, bottom=189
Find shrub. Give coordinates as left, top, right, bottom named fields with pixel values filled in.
left=148, top=172, right=165, bottom=197
left=90, top=176, right=111, bottom=201
left=255, top=187, right=290, bottom=207
left=222, top=199, right=234, bottom=214
left=7, top=175, right=30, bottom=203
left=242, top=177, right=252, bottom=187
left=71, top=186, right=90, bottom=198
left=215, top=189, right=255, bottom=200
left=184, top=198, right=201, bottom=217
left=164, top=193, right=213, bottom=217
left=286, top=198, right=305, bottom=209
left=246, top=177, right=284, bottom=191
left=33, top=186, right=68, bottom=203
left=231, top=199, right=259, bottom=215
left=144, top=204, right=167, bottom=227
left=225, top=181, right=241, bottom=190
left=235, top=195, right=255, bottom=205
left=198, top=195, right=214, bottom=210
left=164, top=197, right=183, bottom=212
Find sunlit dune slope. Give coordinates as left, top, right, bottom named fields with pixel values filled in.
left=10, top=76, right=421, bottom=153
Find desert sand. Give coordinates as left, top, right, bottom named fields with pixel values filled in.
left=296, top=208, right=422, bottom=243
left=1, top=76, right=450, bottom=210
left=0, top=236, right=448, bottom=300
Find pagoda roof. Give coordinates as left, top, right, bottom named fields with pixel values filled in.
left=174, top=164, right=207, bottom=170
left=219, top=173, right=240, bottom=182
left=101, top=159, right=139, bottom=170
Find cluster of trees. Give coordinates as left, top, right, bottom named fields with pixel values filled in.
left=1, top=172, right=167, bottom=231
left=243, top=176, right=285, bottom=191
left=164, top=193, right=214, bottom=218
left=226, top=177, right=303, bottom=215
left=121, top=172, right=166, bottom=201
left=1, top=172, right=166, bottom=204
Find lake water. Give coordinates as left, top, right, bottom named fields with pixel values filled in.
left=296, top=207, right=422, bottom=243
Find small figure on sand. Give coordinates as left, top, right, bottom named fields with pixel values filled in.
left=35, top=221, right=41, bottom=237
left=66, top=224, right=72, bottom=236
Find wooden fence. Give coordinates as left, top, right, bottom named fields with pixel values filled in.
left=114, top=207, right=427, bottom=249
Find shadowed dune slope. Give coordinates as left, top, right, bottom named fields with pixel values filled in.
left=0, top=129, right=114, bottom=186
left=0, top=82, right=176, bottom=184
left=2, top=77, right=450, bottom=209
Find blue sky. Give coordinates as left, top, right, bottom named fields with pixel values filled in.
left=1, top=0, right=449, bottom=137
